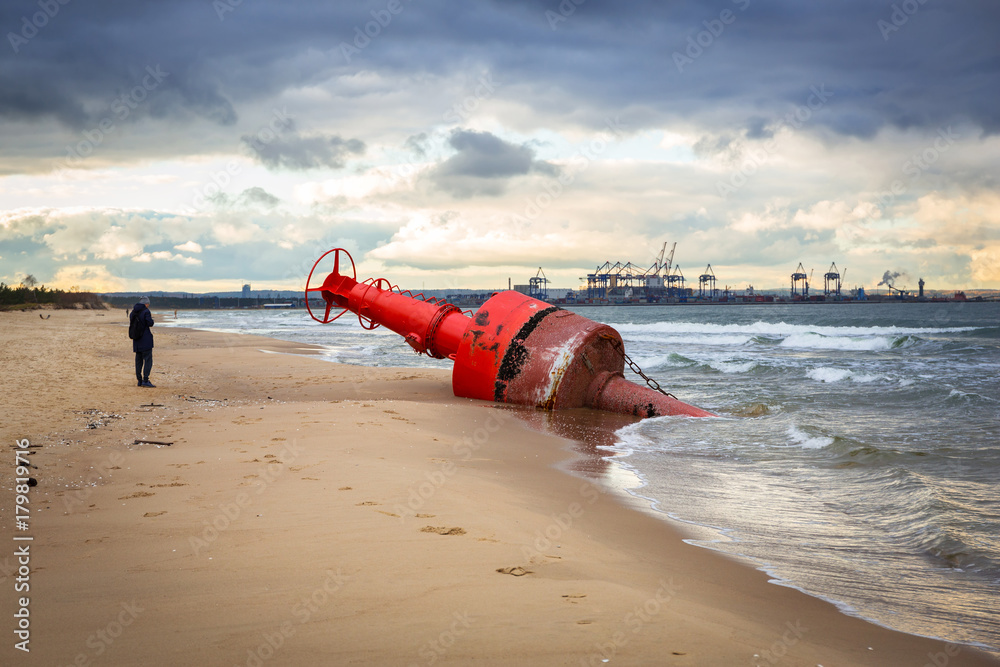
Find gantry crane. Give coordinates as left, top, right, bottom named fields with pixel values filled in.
left=698, top=264, right=717, bottom=299
left=529, top=267, right=550, bottom=301
left=791, top=263, right=809, bottom=299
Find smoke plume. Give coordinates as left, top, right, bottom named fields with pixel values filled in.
left=877, top=270, right=903, bottom=287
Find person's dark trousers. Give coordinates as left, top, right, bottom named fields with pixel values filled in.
left=135, top=349, right=153, bottom=384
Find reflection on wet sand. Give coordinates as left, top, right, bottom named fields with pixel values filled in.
left=506, top=407, right=640, bottom=478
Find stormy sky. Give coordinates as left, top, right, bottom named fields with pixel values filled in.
left=1, top=0, right=998, bottom=293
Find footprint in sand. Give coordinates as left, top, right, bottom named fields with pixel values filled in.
left=496, top=566, right=531, bottom=576
left=339, top=486, right=352, bottom=491
left=357, top=501, right=379, bottom=506
left=119, top=491, right=154, bottom=500
left=143, top=511, right=167, bottom=517
left=421, top=526, right=466, bottom=536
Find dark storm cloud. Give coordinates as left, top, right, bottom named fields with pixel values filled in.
left=238, top=187, right=281, bottom=207
left=205, top=186, right=282, bottom=208
left=0, top=1, right=246, bottom=130
left=530, top=0, right=1000, bottom=137
left=404, top=133, right=430, bottom=157
left=242, top=129, right=365, bottom=170
left=428, top=129, right=559, bottom=197
left=1, top=0, right=998, bottom=165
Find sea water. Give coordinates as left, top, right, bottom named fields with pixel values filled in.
left=162, top=302, right=1000, bottom=652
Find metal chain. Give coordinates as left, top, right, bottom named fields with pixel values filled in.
left=601, top=334, right=677, bottom=399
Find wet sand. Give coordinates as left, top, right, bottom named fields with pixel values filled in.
left=1, top=309, right=997, bottom=666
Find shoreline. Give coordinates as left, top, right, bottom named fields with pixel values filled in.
left=2, top=309, right=998, bottom=665
left=523, top=414, right=1000, bottom=659
left=607, top=459, right=1000, bottom=657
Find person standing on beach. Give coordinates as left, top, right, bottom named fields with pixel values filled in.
left=129, top=296, right=155, bottom=387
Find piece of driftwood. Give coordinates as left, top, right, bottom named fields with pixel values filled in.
left=133, top=439, right=173, bottom=446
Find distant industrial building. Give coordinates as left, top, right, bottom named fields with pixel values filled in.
left=584, top=242, right=693, bottom=302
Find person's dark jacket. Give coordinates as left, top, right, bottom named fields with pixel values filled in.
left=131, top=303, right=154, bottom=353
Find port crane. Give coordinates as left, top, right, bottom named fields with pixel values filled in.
left=529, top=267, right=550, bottom=301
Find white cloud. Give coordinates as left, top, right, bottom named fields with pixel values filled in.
left=730, top=209, right=784, bottom=233
left=970, top=247, right=1000, bottom=285
left=132, top=251, right=202, bottom=265
left=50, top=264, right=128, bottom=292
left=368, top=211, right=638, bottom=269
left=174, top=240, right=203, bottom=253
left=295, top=165, right=425, bottom=205
left=3, top=107, right=999, bottom=291
left=41, top=210, right=159, bottom=260
left=792, top=200, right=856, bottom=231
left=911, top=191, right=1000, bottom=242
left=210, top=219, right=263, bottom=244
left=0, top=208, right=50, bottom=237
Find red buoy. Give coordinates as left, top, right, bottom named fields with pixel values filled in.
left=306, top=249, right=714, bottom=419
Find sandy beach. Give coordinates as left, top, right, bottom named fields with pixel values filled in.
left=1, top=309, right=997, bottom=666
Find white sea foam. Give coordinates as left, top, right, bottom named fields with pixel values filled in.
left=807, top=367, right=883, bottom=383
left=786, top=425, right=835, bottom=449
left=625, top=333, right=754, bottom=347
left=948, top=388, right=999, bottom=402
left=808, top=367, right=852, bottom=383
left=615, top=320, right=978, bottom=338
left=610, top=421, right=649, bottom=452
left=631, top=353, right=697, bottom=368
left=780, top=333, right=893, bottom=351
left=708, top=359, right=758, bottom=374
